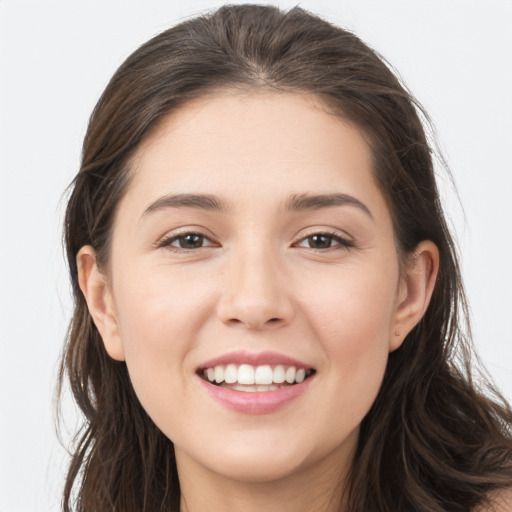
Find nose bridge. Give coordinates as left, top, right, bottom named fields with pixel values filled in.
left=217, top=238, right=293, bottom=329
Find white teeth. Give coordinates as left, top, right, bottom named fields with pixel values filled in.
left=254, top=365, right=273, bottom=385
left=232, top=384, right=258, bottom=392
left=203, top=363, right=313, bottom=388
left=257, top=384, right=278, bottom=391
left=224, top=384, right=280, bottom=392
left=285, top=366, right=296, bottom=384
left=273, top=365, right=286, bottom=383
left=295, top=368, right=306, bottom=383
left=238, top=364, right=255, bottom=385
left=224, top=364, right=238, bottom=384
left=214, top=366, right=224, bottom=384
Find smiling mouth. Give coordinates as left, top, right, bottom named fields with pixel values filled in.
left=198, top=364, right=316, bottom=392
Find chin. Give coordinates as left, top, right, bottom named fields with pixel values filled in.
left=206, top=449, right=310, bottom=484
left=180, top=425, right=348, bottom=485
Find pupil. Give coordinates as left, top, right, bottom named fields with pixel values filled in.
left=310, top=234, right=331, bottom=249
left=181, top=234, right=203, bottom=248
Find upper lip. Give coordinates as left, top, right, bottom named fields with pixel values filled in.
left=197, top=350, right=313, bottom=371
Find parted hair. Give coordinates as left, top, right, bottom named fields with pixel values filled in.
left=59, top=5, right=512, bottom=511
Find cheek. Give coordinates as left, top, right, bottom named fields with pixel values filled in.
left=114, top=264, right=214, bottom=352
left=303, top=262, right=398, bottom=348
left=301, top=266, right=398, bottom=415
left=110, top=266, right=216, bottom=415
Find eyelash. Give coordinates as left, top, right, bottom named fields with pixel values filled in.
left=157, top=230, right=354, bottom=252
left=294, top=231, right=354, bottom=251
left=157, top=232, right=218, bottom=252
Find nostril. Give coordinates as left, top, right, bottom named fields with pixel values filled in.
left=225, top=316, right=283, bottom=328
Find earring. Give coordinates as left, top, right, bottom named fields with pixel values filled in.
left=394, top=330, right=401, bottom=336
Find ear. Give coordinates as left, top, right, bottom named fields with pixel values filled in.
left=390, top=240, right=440, bottom=352
left=76, top=246, right=125, bottom=361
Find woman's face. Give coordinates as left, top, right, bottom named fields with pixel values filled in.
left=89, top=92, right=416, bottom=483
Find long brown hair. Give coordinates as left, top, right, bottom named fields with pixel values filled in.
left=59, top=5, right=512, bottom=511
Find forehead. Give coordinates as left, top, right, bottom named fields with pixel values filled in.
left=122, top=91, right=387, bottom=219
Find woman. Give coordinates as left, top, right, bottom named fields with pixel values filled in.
left=59, top=5, right=512, bottom=511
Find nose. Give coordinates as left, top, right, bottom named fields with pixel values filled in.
left=216, top=246, right=295, bottom=330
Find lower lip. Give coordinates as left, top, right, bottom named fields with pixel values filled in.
left=199, top=377, right=313, bottom=415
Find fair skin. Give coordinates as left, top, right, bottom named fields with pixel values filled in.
left=77, top=91, right=440, bottom=512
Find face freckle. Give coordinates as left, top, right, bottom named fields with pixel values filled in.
left=105, top=91, right=405, bottom=485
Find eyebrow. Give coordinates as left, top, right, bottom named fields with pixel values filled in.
left=142, top=193, right=231, bottom=217
left=141, top=192, right=373, bottom=220
left=284, top=193, right=373, bottom=219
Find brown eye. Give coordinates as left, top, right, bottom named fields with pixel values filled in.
left=179, top=234, right=204, bottom=248
left=307, top=234, right=334, bottom=249
left=295, top=232, right=354, bottom=250
left=159, top=232, right=216, bottom=251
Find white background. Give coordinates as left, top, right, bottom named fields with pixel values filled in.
left=0, top=1, right=511, bottom=510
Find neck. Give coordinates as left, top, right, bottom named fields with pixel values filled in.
left=177, top=430, right=356, bottom=512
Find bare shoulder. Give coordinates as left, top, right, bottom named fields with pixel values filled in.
left=473, top=487, right=512, bottom=512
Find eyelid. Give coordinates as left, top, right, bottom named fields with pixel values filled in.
left=156, top=228, right=219, bottom=251
left=292, top=229, right=355, bottom=250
